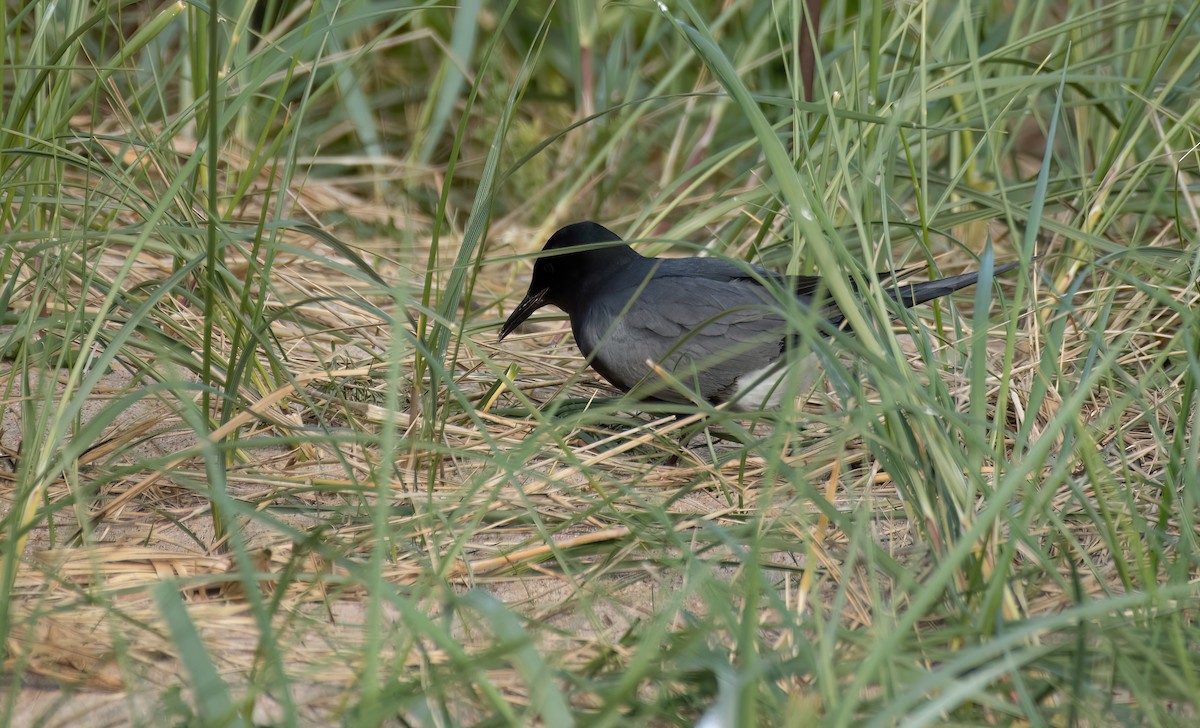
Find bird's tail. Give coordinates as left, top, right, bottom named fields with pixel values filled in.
left=888, top=262, right=1019, bottom=308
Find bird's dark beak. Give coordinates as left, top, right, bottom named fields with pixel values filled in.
left=498, top=287, right=549, bottom=341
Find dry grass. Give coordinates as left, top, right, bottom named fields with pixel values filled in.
left=3, top=1, right=1198, bottom=724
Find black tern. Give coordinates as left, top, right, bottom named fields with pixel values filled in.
left=499, top=221, right=1018, bottom=410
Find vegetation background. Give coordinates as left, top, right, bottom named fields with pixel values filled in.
left=1, top=0, right=1197, bottom=725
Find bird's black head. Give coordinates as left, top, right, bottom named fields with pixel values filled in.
left=498, top=222, right=639, bottom=340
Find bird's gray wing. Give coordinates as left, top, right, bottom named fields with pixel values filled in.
left=650, top=257, right=828, bottom=299
left=576, top=273, right=791, bottom=404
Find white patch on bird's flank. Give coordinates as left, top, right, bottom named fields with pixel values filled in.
left=728, top=361, right=787, bottom=412
left=728, top=354, right=819, bottom=412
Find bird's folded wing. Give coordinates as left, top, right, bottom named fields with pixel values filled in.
left=588, top=276, right=791, bottom=402
left=650, top=257, right=827, bottom=298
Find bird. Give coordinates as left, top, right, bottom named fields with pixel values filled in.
left=498, top=221, right=1019, bottom=411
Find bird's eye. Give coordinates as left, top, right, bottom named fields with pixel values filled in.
left=542, top=263, right=555, bottom=276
